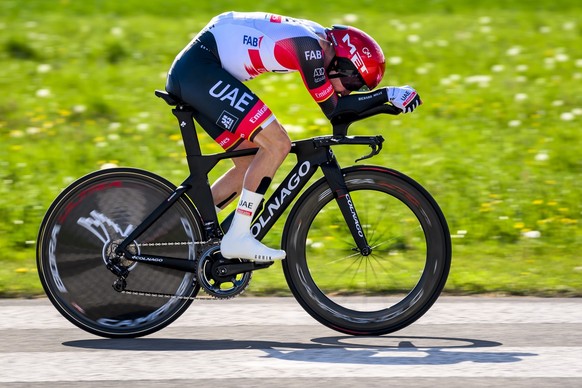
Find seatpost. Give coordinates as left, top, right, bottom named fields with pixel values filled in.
left=171, top=106, right=223, bottom=238
left=172, top=107, right=203, bottom=160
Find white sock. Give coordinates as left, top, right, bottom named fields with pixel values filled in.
left=227, top=189, right=263, bottom=236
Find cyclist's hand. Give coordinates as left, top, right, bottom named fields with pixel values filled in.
left=387, top=86, right=422, bottom=113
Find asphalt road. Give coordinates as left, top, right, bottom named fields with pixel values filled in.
left=1, top=296, right=581, bottom=387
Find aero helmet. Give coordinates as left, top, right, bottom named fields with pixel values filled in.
left=325, top=25, right=386, bottom=91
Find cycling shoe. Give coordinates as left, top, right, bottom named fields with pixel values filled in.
left=221, top=232, right=286, bottom=262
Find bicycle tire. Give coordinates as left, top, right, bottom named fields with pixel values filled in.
left=281, top=166, right=451, bottom=335
left=37, top=168, right=202, bottom=338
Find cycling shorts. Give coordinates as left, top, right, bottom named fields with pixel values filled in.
left=165, top=31, right=276, bottom=150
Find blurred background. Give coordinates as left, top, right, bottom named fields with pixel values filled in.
left=1, top=0, right=580, bottom=296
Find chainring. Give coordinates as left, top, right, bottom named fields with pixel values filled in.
left=196, top=246, right=252, bottom=299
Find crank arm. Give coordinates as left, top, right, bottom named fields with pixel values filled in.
left=216, top=260, right=274, bottom=276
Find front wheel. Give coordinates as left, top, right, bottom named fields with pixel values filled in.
left=37, top=168, right=203, bottom=338
left=282, top=166, right=451, bottom=335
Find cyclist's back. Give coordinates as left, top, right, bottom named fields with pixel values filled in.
left=199, top=12, right=329, bottom=83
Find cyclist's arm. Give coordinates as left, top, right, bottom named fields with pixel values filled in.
left=330, top=86, right=423, bottom=118
left=274, top=36, right=338, bottom=117
left=273, top=37, right=414, bottom=120
left=272, top=36, right=389, bottom=118
left=329, top=89, right=389, bottom=119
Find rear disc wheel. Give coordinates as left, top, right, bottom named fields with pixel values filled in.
left=37, top=168, right=202, bottom=338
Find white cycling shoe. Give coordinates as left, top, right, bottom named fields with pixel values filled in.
left=221, top=232, right=286, bottom=262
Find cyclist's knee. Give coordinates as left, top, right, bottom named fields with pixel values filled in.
left=270, top=135, right=292, bottom=161
left=255, top=121, right=292, bottom=158
left=273, top=134, right=292, bottom=157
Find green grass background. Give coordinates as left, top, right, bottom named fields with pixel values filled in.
left=1, top=0, right=580, bottom=297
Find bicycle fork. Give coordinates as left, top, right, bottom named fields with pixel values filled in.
left=320, top=156, right=371, bottom=256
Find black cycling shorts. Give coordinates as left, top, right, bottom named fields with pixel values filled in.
left=166, top=31, right=275, bottom=150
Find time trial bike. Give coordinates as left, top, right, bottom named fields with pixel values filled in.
left=36, top=90, right=451, bottom=338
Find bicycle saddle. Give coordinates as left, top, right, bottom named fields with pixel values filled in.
left=155, top=90, right=184, bottom=106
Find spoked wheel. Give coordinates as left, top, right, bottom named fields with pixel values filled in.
left=282, top=166, right=451, bottom=335
left=37, top=168, right=202, bottom=338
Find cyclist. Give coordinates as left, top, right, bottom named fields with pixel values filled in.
left=165, top=11, right=422, bottom=262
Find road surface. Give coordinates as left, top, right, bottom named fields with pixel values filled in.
left=1, top=296, right=581, bottom=387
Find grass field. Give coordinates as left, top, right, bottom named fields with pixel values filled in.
left=1, top=0, right=581, bottom=297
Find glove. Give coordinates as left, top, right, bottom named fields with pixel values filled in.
left=387, top=86, right=422, bottom=113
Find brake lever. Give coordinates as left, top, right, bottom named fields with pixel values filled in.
left=355, top=140, right=383, bottom=163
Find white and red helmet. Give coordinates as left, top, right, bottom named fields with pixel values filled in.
left=325, top=25, right=386, bottom=91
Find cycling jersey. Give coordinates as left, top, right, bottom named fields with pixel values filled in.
left=202, top=12, right=337, bottom=109
left=166, top=11, right=387, bottom=150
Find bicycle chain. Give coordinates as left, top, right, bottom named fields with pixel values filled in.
left=116, top=240, right=243, bottom=300
left=137, top=241, right=199, bottom=247
left=120, top=284, right=247, bottom=301
left=120, top=288, right=222, bottom=301
left=121, top=288, right=196, bottom=300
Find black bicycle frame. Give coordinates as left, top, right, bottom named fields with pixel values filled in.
left=115, top=103, right=388, bottom=272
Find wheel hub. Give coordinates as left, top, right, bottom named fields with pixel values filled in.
left=105, top=239, right=139, bottom=269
